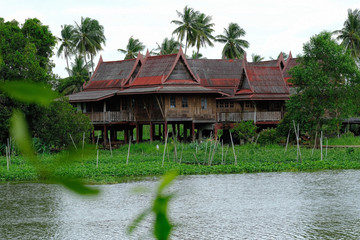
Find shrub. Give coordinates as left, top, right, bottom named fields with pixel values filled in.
left=257, top=128, right=278, bottom=145
left=230, top=121, right=257, bottom=142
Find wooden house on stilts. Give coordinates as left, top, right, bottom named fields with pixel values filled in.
left=67, top=48, right=296, bottom=145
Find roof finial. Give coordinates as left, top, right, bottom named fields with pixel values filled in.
left=145, top=49, right=150, bottom=58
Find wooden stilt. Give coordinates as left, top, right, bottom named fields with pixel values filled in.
left=136, top=123, right=139, bottom=143
left=191, top=122, right=195, bottom=142
left=150, top=122, right=154, bottom=142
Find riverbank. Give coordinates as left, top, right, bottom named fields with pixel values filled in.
left=1, top=141, right=360, bottom=184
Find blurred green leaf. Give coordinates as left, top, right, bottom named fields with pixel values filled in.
left=0, top=80, right=58, bottom=107
left=58, top=178, right=100, bottom=195
left=127, top=208, right=152, bottom=234
left=10, top=110, right=36, bottom=160
left=158, top=170, right=178, bottom=193
left=153, top=195, right=174, bottom=240
left=128, top=171, right=178, bottom=240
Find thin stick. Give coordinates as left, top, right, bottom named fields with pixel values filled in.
left=254, top=134, right=260, bottom=146
left=229, top=131, right=237, bottom=165
left=69, top=134, right=78, bottom=150
left=126, top=136, right=132, bottom=165
left=109, top=136, right=112, bottom=157
left=192, top=153, right=200, bottom=166
left=82, top=132, right=85, bottom=151
left=173, top=136, right=177, bottom=162
left=179, top=144, right=183, bottom=164
left=326, top=137, right=328, bottom=158
left=210, top=140, right=218, bottom=165
left=6, top=145, right=9, bottom=171
left=224, top=145, right=229, bottom=165
left=204, top=140, right=208, bottom=163
left=312, top=131, right=318, bottom=156
left=285, top=129, right=290, bottom=153
left=293, top=121, right=299, bottom=162
left=221, top=140, right=224, bottom=165
left=320, top=131, right=323, bottom=161
left=162, top=129, right=169, bottom=167
left=96, top=149, right=99, bottom=168
left=96, top=134, right=100, bottom=150
left=7, top=138, right=11, bottom=165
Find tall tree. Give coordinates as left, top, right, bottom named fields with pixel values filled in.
left=333, top=8, right=360, bottom=62
left=118, top=36, right=145, bottom=60
left=193, top=13, right=215, bottom=54
left=191, top=51, right=203, bottom=59
left=72, top=17, right=106, bottom=73
left=251, top=54, right=264, bottom=62
left=171, top=6, right=200, bottom=55
left=216, top=23, right=249, bottom=59
left=57, top=24, right=75, bottom=75
left=283, top=31, right=360, bottom=137
left=153, top=37, right=182, bottom=56
left=59, top=55, right=90, bottom=95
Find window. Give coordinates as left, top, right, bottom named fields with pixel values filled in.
left=182, top=96, right=188, bottom=108
left=230, top=102, right=234, bottom=108
left=245, top=102, right=252, bottom=108
left=201, top=98, right=207, bottom=109
left=122, top=99, right=127, bottom=111
left=224, top=101, right=229, bottom=108
left=170, top=96, right=176, bottom=108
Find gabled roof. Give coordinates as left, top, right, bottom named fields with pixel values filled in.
left=187, top=59, right=242, bottom=89
left=282, top=52, right=298, bottom=82
left=84, top=57, right=137, bottom=90
left=130, top=47, right=200, bottom=87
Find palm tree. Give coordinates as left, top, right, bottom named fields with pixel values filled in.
left=72, top=17, right=106, bottom=73
left=57, top=25, right=75, bottom=76
left=333, top=8, right=360, bottom=61
left=216, top=23, right=249, bottom=59
left=171, top=6, right=200, bottom=55
left=251, top=54, right=264, bottom=62
left=191, top=51, right=203, bottom=59
left=153, top=37, right=182, bottom=55
left=60, top=55, right=90, bottom=95
left=118, top=36, right=145, bottom=60
left=193, top=13, right=215, bottom=55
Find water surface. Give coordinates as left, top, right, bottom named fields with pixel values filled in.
left=1, top=170, right=360, bottom=239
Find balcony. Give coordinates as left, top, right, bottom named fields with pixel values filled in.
left=85, top=111, right=134, bottom=123
left=217, top=111, right=282, bottom=123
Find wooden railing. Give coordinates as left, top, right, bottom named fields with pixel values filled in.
left=85, top=111, right=134, bottom=123
left=217, top=111, right=282, bottom=123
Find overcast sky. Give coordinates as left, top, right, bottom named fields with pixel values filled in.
left=2, top=0, right=359, bottom=78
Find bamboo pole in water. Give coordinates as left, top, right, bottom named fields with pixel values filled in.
left=229, top=131, right=237, bottom=165
left=6, top=145, right=9, bottom=171
left=320, top=131, right=323, bottom=161
left=126, top=136, right=132, bottom=165
left=69, top=134, right=78, bottom=150
left=162, top=130, right=169, bottom=167
left=221, top=140, right=224, bottom=165
left=285, top=129, right=290, bottom=153
left=312, top=132, right=318, bottom=156
left=96, top=149, right=99, bottom=168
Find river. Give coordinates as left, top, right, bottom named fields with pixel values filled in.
left=1, top=170, right=360, bottom=239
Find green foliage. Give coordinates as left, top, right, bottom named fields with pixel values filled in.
left=216, top=22, right=249, bottom=59
left=257, top=128, right=278, bottom=145
left=118, top=36, right=145, bottom=60
left=34, top=98, right=92, bottom=149
left=286, top=31, right=360, bottom=136
left=0, top=18, right=56, bottom=83
left=230, top=121, right=257, bottom=142
left=128, top=171, right=177, bottom=240
left=153, top=37, right=182, bottom=56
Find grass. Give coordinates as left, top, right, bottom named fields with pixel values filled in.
left=1, top=139, right=360, bottom=184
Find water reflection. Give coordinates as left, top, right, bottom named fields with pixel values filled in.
left=1, top=170, right=360, bottom=239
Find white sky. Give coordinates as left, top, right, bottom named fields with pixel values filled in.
left=1, top=0, right=359, bottom=78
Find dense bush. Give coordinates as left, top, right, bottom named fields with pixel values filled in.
left=34, top=97, right=93, bottom=149
left=230, top=121, right=257, bottom=142
left=257, top=128, right=278, bottom=145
